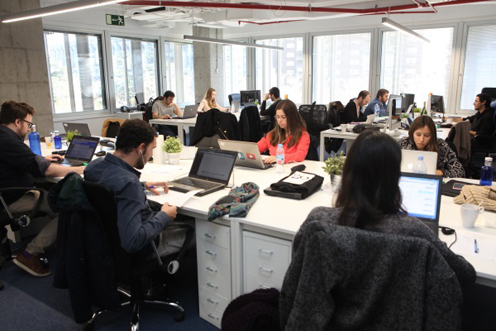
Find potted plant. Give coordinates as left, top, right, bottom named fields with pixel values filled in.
left=66, top=130, right=80, bottom=144
left=162, top=136, right=182, bottom=165
left=322, top=151, right=345, bottom=188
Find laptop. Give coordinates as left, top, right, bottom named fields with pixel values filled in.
left=364, top=113, right=376, bottom=124
left=175, top=105, right=197, bottom=119
left=59, top=136, right=100, bottom=166
left=218, top=139, right=272, bottom=170
left=401, top=150, right=438, bottom=175
left=399, top=172, right=442, bottom=236
left=62, top=122, right=92, bottom=136
left=168, top=148, right=238, bottom=196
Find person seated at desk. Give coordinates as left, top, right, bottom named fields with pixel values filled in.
left=260, top=87, right=282, bottom=131
left=341, top=90, right=371, bottom=124
left=0, top=101, right=84, bottom=277
left=198, top=87, right=229, bottom=112
left=399, top=116, right=465, bottom=178
left=257, top=100, right=310, bottom=164
left=363, top=88, right=389, bottom=117
left=152, top=90, right=182, bottom=137
left=85, top=119, right=187, bottom=258
left=465, top=93, right=495, bottom=137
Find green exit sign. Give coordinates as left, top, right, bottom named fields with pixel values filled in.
left=106, top=14, right=124, bottom=26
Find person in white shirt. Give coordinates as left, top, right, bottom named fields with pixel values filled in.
left=152, top=90, right=183, bottom=137
left=197, top=87, right=228, bottom=112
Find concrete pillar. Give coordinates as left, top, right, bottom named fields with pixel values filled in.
left=193, top=27, right=226, bottom=108
left=0, top=0, right=53, bottom=137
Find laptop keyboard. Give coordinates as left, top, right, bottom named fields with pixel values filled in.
left=174, top=177, right=220, bottom=190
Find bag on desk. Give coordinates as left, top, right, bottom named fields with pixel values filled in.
left=264, top=171, right=323, bottom=200
left=352, top=124, right=380, bottom=134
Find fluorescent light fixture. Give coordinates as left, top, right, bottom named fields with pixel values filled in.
left=1, top=0, right=125, bottom=23
left=183, top=35, right=284, bottom=51
left=382, top=17, right=430, bottom=43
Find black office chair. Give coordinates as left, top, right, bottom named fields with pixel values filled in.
left=228, top=93, right=240, bottom=106
left=238, top=106, right=263, bottom=142
left=299, top=103, right=331, bottom=160
left=80, top=181, right=195, bottom=330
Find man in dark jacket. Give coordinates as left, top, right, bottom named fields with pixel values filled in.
left=466, top=93, right=495, bottom=137
left=341, top=90, right=371, bottom=124
left=260, top=87, right=282, bottom=131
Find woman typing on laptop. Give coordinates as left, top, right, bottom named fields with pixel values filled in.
left=400, top=116, right=465, bottom=178
left=257, top=100, right=310, bottom=164
left=197, top=88, right=229, bottom=112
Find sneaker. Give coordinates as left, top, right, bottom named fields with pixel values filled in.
left=13, top=252, right=51, bottom=277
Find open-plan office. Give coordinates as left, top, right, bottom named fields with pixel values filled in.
left=1, top=0, right=496, bottom=330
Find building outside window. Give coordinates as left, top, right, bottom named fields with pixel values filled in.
left=224, top=45, right=247, bottom=96
left=164, top=41, right=195, bottom=105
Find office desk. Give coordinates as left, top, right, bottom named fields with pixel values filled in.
left=149, top=117, right=197, bottom=145
left=142, top=160, right=496, bottom=328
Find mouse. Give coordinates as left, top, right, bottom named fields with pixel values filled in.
left=441, top=227, right=455, bottom=235
left=95, top=150, right=107, bottom=157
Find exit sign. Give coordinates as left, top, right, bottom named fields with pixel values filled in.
left=106, top=14, right=124, bottom=26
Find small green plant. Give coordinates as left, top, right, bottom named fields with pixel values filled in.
left=162, top=136, right=182, bottom=153
left=66, top=130, right=81, bottom=142
left=322, top=151, right=345, bottom=175
left=413, top=107, right=421, bottom=113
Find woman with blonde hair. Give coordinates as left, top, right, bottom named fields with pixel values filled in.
left=198, top=88, right=228, bottom=112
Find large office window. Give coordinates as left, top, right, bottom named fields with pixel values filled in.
left=164, top=41, right=195, bottom=104
left=111, top=36, right=158, bottom=108
left=255, top=37, right=304, bottom=104
left=460, top=24, right=496, bottom=110
left=380, top=27, right=453, bottom=109
left=224, top=45, right=247, bottom=96
left=313, top=32, right=371, bottom=104
left=44, top=30, right=106, bottom=114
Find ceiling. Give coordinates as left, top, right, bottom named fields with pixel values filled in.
left=38, top=0, right=496, bottom=29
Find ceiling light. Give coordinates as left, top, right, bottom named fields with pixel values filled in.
left=382, top=17, right=430, bottom=43
left=183, top=35, right=284, bottom=51
left=1, top=0, right=126, bottom=23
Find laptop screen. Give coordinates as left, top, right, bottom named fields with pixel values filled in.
left=66, top=136, right=100, bottom=161
left=399, top=173, right=442, bottom=221
left=190, top=148, right=237, bottom=183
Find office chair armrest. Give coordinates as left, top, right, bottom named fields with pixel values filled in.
left=0, top=187, right=46, bottom=228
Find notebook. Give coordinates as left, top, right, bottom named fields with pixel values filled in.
left=59, top=136, right=100, bottom=166
left=175, top=105, right=197, bottom=119
left=401, top=149, right=438, bottom=175
left=62, top=122, right=92, bottom=136
left=168, top=148, right=238, bottom=196
left=218, top=139, right=272, bottom=170
left=399, top=172, right=442, bottom=236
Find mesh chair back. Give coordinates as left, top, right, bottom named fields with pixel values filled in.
left=299, top=103, right=329, bottom=137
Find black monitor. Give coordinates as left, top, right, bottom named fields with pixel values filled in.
left=240, top=90, right=261, bottom=107
left=400, top=93, right=415, bottom=112
left=388, top=94, right=402, bottom=116
left=431, top=95, right=445, bottom=113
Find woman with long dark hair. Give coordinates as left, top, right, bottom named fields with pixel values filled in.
left=257, top=100, right=310, bottom=163
left=400, top=116, right=465, bottom=178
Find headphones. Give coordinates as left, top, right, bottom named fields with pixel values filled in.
left=120, top=106, right=131, bottom=113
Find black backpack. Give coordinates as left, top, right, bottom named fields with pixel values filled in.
left=144, top=96, right=163, bottom=122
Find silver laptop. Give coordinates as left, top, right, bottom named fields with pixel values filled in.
left=399, top=172, right=442, bottom=236
left=365, top=113, right=376, bottom=124
left=168, top=148, right=238, bottom=196
left=63, top=122, right=92, bottom=136
left=59, top=136, right=100, bottom=166
left=218, top=139, right=272, bottom=170
left=401, top=150, right=438, bottom=175
left=175, top=105, right=197, bottom=119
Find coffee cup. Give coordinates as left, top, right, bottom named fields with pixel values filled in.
left=341, top=124, right=348, bottom=132
left=460, top=203, right=484, bottom=228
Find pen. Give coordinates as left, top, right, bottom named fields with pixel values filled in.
left=474, top=239, right=479, bottom=254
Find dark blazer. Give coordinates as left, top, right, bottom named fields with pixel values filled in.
left=238, top=106, right=263, bottom=142
left=190, top=109, right=240, bottom=146
left=342, top=99, right=367, bottom=124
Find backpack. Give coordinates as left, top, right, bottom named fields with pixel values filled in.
left=144, top=96, right=164, bottom=122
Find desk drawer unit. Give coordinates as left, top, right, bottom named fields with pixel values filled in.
left=196, top=220, right=231, bottom=329
left=243, top=231, right=292, bottom=293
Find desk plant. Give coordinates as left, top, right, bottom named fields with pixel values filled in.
left=66, top=130, right=81, bottom=143
left=162, top=136, right=182, bottom=165
left=323, top=151, right=345, bottom=188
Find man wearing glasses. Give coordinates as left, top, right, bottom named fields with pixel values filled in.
left=0, top=101, right=84, bottom=277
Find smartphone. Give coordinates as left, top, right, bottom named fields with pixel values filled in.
left=452, top=182, right=466, bottom=191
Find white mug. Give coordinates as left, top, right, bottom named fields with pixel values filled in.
left=341, top=124, right=348, bottom=132
left=460, top=203, right=484, bottom=229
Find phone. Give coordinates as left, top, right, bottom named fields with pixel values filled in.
left=452, top=182, right=466, bottom=190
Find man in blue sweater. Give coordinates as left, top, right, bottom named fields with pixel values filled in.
left=364, top=88, right=389, bottom=116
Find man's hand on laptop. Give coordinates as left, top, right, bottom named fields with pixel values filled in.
left=145, top=181, right=169, bottom=195
left=161, top=203, right=177, bottom=220
left=45, top=154, right=63, bottom=162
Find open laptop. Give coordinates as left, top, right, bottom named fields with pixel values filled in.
left=59, top=136, right=100, bottom=166
left=218, top=139, right=272, bottom=170
left=168, top=148, right=238, bottom=196
left=175, top=105, right=197, bottom=119
left=364, top=113, right=376, bottom=124
left=401, top=150, right=438, bottom=175
left=62, top=122, right=92, bottom=136
left=399, top=172, right=442, bottom=236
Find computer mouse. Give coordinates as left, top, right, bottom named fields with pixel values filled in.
left=441, top=227, right=455, bottom=235
left=95, top=150, right=107, bottom=157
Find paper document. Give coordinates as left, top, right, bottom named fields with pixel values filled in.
left=149, top=189, right=201, bottom=207
left=451, top=233, right=496, bottom=261
left=283, top=171, right=315, bottom=185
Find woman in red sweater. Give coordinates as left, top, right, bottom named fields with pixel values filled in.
left=257, top=100, right=310, bottom=164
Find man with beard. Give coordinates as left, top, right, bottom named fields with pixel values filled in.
left=0, top=101, right=84, bottom=277
left=85, top=119, right=185, bottom=257
left=341, top=90, right=371, bottom=124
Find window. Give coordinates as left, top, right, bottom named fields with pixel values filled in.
left=164, top=41, right=195, bottom=105
left=44, top=30, right=106, bottom=114
left=111, top=36, right=158, bottom=108
left=255, top=37, right=304, bottom=103
left=380, top=27, right=454, bottom=109
left=224, top=45, right=247, bottom=96
left=313, top=32, right=371, bottom=104
left=460, top=24, right=496, bottom=110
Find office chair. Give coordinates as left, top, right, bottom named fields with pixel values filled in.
left=299, top=103, right=331, bottom=160
left=101, top=119, right=126, bottom=138
left=78, top=181, right=195, bottom=330
left=238, top=106, right=263, bottom=142
left=228, top=93, right=240, bottom=106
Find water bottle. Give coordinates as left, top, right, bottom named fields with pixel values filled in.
left=412, top=155, right=427, bottom=174
left=480, top=157, right=493, bottom=186
left=276, top=144, right=285, bottom=174
left=53, top=130, right=62, bottom=149
left=28, top=125, right=42, bottom=156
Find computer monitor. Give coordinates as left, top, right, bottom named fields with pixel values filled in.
left=431, top=95, right=445, bottom=113
left=135, top=92, right=144, bottom=106
left=387, top=94, right=402, bottom=130
left=400, top=93, right=415, bottom=113
left=240, top=90, right=261, bottom=107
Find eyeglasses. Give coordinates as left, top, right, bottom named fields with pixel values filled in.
left=274, top=115, right=287, bottom=120
left=21, top=119, right=34, bottom=129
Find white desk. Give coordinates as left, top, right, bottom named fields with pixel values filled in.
left=142, top=160, right=496, bottom=328
left=149, top=117, right=197, bottom=145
